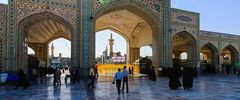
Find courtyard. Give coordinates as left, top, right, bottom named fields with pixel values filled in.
left=0, top=75, right=240, bottom=100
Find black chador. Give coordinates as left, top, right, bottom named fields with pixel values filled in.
left=168, top=68, right=181, bottom=89
left=182, top=67, right=194, bottom=90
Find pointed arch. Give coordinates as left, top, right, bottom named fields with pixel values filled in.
left=221, top=45, right=239, bottom=64
left=93, top=1, right=163, bottom=68
left=172, top=31, right=197, bottom=67
left=17, top=11, right=74, bottom=70
left=200, top=43, right=219, bottom=73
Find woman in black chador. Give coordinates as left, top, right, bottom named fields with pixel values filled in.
left=182, top=67, right=194, bottom=90
left=168, top=67, right=182, bottom=89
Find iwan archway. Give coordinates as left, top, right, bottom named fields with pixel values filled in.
left=172, top=31, right=197, bottom=67
left=221, top=45, right=238, bottom=74
left=200, top=43, right=218, bottom=73
left=17, top=12, right=74, bottom=72
left=92, top=1, right=164, bottom=73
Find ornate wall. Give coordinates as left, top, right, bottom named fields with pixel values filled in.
left=91, top=0, right=171, bottom=71
left=3, top=0, right=240, bottom=75
left=0, top=4, right=7, bottom=71
left=7, top=0, right=78, bottom=71
left=170, top=8, right=200, bottom=67
left=170, top=8, right=199, bottom=38
left=16, top=0, right=77, bottom=27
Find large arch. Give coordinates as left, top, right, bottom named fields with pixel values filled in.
left=200, top=43, right=219, bottom=73
left=17, top=12, right=74, bottom=72
left=221, top=45, right=239, bottom=74
left=172, top=31, right=197, bottom=67
left=92, top=1, right=163, bottom=73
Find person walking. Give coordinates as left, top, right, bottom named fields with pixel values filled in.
left=88, top=66, right=95, bottom=88
left=113, top=68, right=123, bottom=94
left=132, top=66, right=134, bottom=76
left=182, top=67, right=194, bottom=90
left=168, top=67, right=181, bottom=90
left=128, top=67, right=131, bottom=75
left=122, top=66, right=129, bottom=93
left=55, top=68, right=62, bottom=86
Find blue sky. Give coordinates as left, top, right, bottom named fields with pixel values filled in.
left=1, top=0, right=240, bottom=57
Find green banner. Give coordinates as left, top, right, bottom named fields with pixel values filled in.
left=235, top=63, right=240, bottom=68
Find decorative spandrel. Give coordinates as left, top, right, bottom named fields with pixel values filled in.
left=171, top=25, right=197, bottom=37
left=17, top=0, right=77, bottom=4
left=0, top=21, right=3, bottom=36
left=99, top=0, right=114, bottom=4
left=92, top=0, right=164, bottom=17
left=16, top=1, right=76, bottom=26
left=135, top=0, right=164, bottom=16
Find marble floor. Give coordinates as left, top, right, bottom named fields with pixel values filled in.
left=0, top=75, right=240, bottom=100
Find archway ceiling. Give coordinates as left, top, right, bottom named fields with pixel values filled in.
left=27, top=19, right=71, bottom=43
left=96, top=10, right=152, bottom=47
left=172, top=36, right=187, bottom=51
left=172, top=32, right=196, bottom=51
left=200, top=46, right=213, bottom=53
left=222, top=48, right=232, bottom=54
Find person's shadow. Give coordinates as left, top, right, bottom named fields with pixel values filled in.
left=53, top=85, right=61, bottom=98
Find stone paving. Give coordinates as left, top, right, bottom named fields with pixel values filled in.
left=0, top=75, right=240, bottom=100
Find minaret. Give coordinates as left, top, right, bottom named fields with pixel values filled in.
left=105, top=45, right=108, bottom=57
left=51, top=43, right=54, bottom=58
left=109, top=33, right=114, bottom=57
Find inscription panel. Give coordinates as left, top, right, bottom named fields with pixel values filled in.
left=171, top=8, right=199, bottom=26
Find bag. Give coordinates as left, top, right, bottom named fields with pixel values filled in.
left=112, top=81, right=115, bottom=84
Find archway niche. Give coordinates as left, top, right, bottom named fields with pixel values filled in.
left=17, top=12, right=74, bottom=72
left=93, top=4, right=162, bottom=74
left=221, top=45, right=238, bottom=74
left=172, top=31, right=197, bottom=68
left=200, top=43, right=218, bottom=73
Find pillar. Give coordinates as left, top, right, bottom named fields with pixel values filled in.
left=28, top=43, right=48, bottom=67
left=130, top=48, right=140, bottom=64
left=7, top=0, right=17, bottom=71
left=212, top=51, right=219, bottom=73
left=186, top=40, right=197, bottom=67
left=81, top=0, right=93, bottom=79
left=162, top=0, right=172, bottom=68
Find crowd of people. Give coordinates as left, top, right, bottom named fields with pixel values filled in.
left=15, top=61, right=235, bottom=95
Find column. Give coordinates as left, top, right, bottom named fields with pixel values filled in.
left=163, top=0, right=172, bottom=68
left=212, top=51, right=219, bottom=73
left=81, top=0, right=93, bottom=79
left=28, top=43, right=48, bottom=67
left=186, top=40, right=197, bottom=67
left=70, top=1, right=82, bottom=80
left=130, top=48, right=140, bottom=64
left=7, top=0, right=17, bottom=71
